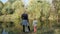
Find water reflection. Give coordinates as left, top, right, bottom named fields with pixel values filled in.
left=1, top=28, right=60, bottom=34
left=2, top=29, right=8, bottom=34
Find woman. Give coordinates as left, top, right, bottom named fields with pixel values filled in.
left=21, top=11, right=30, bottom=32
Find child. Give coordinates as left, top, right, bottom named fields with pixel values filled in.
left=33, top=18, right=37, bottom=32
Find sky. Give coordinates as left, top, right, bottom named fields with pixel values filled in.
left=0, top=0, right=8, bottom=3
left=46, top=0, right=52, bottom=4
left=0, top=0, right=52, bottom=5
left=0, top=0, right=29, bottom=6
left=22, top=0, right=29, bottom=6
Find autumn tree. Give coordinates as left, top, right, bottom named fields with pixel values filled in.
left=0, top=1, right=4, bottom=16
left=52, top=0, right=60, bottom=24
left=27, top=0, right=51, bottom=30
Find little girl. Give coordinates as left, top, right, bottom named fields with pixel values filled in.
left=33, top=18, right=37, bottom=32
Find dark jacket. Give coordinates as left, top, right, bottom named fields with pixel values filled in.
left=21, top=13, right=29, bottom=21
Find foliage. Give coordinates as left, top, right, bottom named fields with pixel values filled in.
left=27, top=0, right=51, bottom=19
left=0, top=1, right=4, bottom=16
left=0, top=0, right=24, bottom=31
left=0, top=0, right=59, bottom=33
left=52, top=0, right=60, bottom=24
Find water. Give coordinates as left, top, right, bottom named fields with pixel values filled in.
left=1, top=28, right=60, bottom=34
left=2, top=29, right=8, bottom=34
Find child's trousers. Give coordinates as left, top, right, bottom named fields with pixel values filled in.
left=34, top=26, right=37, bottom=32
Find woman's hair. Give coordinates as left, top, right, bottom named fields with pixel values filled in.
left=34, top=18, right=36, bottom=20
left=24, top=11, right=27, bottom=14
